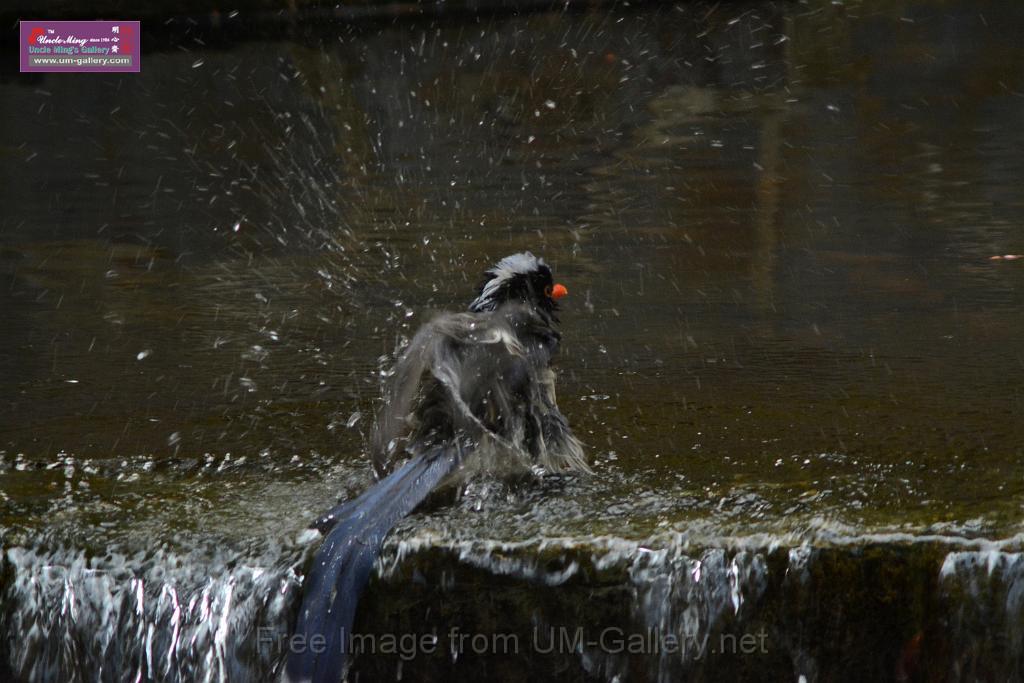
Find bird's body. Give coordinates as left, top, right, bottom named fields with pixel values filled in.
left=372, top=300, right=586, bottom=479
left=287, top=253, right=585, bottom=683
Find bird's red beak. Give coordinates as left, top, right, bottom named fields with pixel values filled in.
left=551, top=283, right=568, bottom=299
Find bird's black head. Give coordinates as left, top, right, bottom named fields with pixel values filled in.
left=467, top=252, right=568, bottom=314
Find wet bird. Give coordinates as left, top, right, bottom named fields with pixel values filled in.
left=286, top=252, right=588, bottom=683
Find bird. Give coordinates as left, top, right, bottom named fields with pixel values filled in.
left=285, top=252, right=588, bottom=683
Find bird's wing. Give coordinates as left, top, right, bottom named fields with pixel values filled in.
left=534, top=366, right=590, bottom=473
left=370, top=319, right=433, bottom=475
left=372, top=305, right=588, bottom=476
left=371, top=311, right=525, bottom=475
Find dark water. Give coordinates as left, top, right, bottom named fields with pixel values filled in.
left=2, top=1, right=1024, bottom=680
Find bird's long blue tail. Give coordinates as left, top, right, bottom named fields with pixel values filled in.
left=286, top=447, right=460, bottom=683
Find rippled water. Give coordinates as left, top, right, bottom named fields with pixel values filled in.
left=2, top=1, right=1024, bottom=680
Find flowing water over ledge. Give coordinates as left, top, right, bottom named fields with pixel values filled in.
left=5, top=527, right=1024, bottom=681
left=2, top=1, right=1024, bottom=680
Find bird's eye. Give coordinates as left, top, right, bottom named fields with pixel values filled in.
left=544, top=285, right=553, bottom=297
